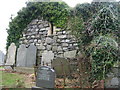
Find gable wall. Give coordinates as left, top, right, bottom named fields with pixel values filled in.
left=19, top=19, right=79, bottom=66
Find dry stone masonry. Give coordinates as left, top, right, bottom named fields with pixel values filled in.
left=19, top=18, right=79, bottom=66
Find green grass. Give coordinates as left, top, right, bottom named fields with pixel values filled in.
left=0, top=71, right=25, bottom=88
left=0, top=67, right=3, bottom=69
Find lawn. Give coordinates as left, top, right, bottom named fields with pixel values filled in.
left=0, top=70, right=35, bottom=88
left=0, top=71, right=26, bottom=88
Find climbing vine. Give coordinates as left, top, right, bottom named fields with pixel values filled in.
left=68, top=2, right=120, bottom=82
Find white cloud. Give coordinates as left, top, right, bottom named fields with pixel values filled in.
left=63, top=0, right=92, bottom=7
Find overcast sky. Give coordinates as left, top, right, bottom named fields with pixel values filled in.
left=0, top=0, right=119, bottom=53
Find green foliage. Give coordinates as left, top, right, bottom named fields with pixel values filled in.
left=6, top=1, right=69, bottom=49
left=68, top=16, right=84, bottom=41
left=68, top=2, right=119, bottom=81
left=89, top=36, right=119, bottom=80
left=92, top=7, right=119, bottom=36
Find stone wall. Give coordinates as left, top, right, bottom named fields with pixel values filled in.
left=19, top=19, right=79, bottom=66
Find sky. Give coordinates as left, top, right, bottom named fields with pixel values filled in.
left=0, top=0, right=119, bottom=53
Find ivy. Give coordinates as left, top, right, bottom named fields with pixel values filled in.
left=68, top=2, right=120, bottom=81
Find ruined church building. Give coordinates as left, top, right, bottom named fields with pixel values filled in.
left=17, top=18, right=79, bottom=67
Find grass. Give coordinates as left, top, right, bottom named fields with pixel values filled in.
left=0, top=71, right=25, bottom=88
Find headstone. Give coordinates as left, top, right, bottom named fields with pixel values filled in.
left=64, top=50, right=77, bottom=59
left=26, top=44, right=37, bottom=67
left=41, top=51, right=54, bottom=66
left=0, top=50, right=4, bottom=65
left=16, top=44, right=27, bottom=67
left=51, top=58, right=70, bottom=76
left=36, top=66, right=56, bottom=88
left=110, top=77, right=119, bottom=86
left=5, top=43, right=16, bottom=65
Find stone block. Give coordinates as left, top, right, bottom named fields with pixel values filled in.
left=52, top=46, right=58, bottom=51
left=46, top=45, right=52, bottom=50
left=57, top=46, right=62, bottom=51
left=38, top=44, right=45, bottom=50
left=58, top=35, right=67, bottom=39
left=62, top=43, right=68, bottom=47
left=64, top=50, right=77, bottom=59
left=45, top=37, right=53, bottom=44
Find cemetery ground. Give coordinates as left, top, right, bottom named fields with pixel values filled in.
left=0, top=68, right=35, bottom=88
left=0, top=67, right=87, bottom=88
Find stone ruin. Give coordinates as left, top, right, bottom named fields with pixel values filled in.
left=18, top=18, right=79, bottom=67
left=4, top=18, right=119, bottom=88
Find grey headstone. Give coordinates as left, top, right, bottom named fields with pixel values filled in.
left=110, top=77, right=119, bottom=86
left=36, top=66, right=56, bottom=88
left=51, top=58, right=70, bottom=76
left=26, top=44, right=37, bottom=67
left=6, top=43, right=16, bottom=65
left=0, top=50, right=4, bottom=65
left=16, top=44, right=27, bottom=67
left=64, top=50, right=77, bottom=59
left=41, top=51, right=54, bottom=66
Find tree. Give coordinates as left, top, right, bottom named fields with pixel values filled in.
left=6, top=1, right=69, bottom=49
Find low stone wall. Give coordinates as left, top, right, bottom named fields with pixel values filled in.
left=19, top=19, right=79, bottom=66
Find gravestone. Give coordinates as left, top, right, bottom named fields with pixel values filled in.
left=36, top=66, right=56, bottom=88
left=0, top=50, right=4, bottom=65
left=26, top=44, right=37, bottom=67
left=41, top=51, right=54, bottom=66
left=51, top=58, right=70, bottom=76
left=16, top=44, right=27, bottom=67
left=5, top=43, right=16, bottom=65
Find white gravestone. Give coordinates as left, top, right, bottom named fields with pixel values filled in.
left=6, top=43, right=16, bottom=65
left=41, top=51, right=54, bottom=66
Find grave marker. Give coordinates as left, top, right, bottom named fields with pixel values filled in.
left=36, top=66, right=56, bottom=88
left=16, top=44, right=27, bottom=67
left=6, top=43, right=16, bottom=65
left=41, top=51, right=54, bottom=66
left=26, top=44, right=37, bottom=67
